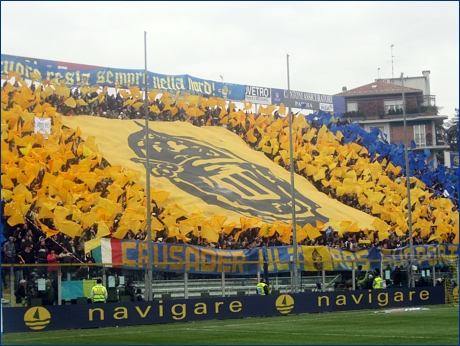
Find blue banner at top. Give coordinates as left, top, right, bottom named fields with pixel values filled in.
left=1, top=54, right=334, bottom=109
left=271, top=88, right=285, bottom=105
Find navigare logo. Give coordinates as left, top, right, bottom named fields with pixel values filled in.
left=24, top=307, right=51, bottom=330
left=276, top=294, right=295, bottom=314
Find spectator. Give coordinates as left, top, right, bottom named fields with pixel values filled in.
left=18, top=245, right=35, bottom=281
left=14, top=279, right=27, bottom=306
left=20, top=234, right=33, bottom=251
left=35, top=238, right=49, bottom=279
left=391, top=265, right=403, bottom=286
left=73, top=244, right=85, bottom=262
left=5, top=236, right=24, bottom=284
left=125, top=280, right=136, bottom=301
left=47, top=249, right=59, bottom=281
left=25, top=276, right=39, bottom=306
left=68, top=239, right=77, bottom=254
left=113, top=272, right=120, bottom=287
left=357, top=270, right=373, bottom=290
left=355, top=265, right=364, bottom=281
left=59, top=247, right=72, bottom=279
left=136, top=287, right=144, bottom=301
left=40, top=279, right=56, bottom=305
left=3, top=236, right=16, bottom=264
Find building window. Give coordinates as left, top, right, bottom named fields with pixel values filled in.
left=384, top=100, right=403, bottom=114
left=374, top=125, right=388, bottom=142
left=414, top=125, right=426, bottom=146
left=347, top=102, right=358, bottom=112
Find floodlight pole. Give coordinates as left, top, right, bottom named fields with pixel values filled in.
left=286, top=54, right=299, bottom=294
left=144, top=31, right=153, bottom=301
left=402, top=72, right=415, bottom=288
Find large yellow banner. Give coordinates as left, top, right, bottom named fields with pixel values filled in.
left=62, top=116, right=377, bottom=229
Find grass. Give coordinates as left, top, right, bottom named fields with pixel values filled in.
left=1, top=305, right=458, bottom=345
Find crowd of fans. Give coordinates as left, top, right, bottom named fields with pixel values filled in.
left=1, top=79, right=458, bottom=299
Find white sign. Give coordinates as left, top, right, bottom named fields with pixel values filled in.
left=245, top=85, right=271, bottom=105
left=34, top=117, right=51, bottom=139
left=37, top=278, right=46, bottom=291
left=320, top=103, right=334, bottom=112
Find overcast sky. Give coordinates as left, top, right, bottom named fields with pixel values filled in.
left=1, top=1, right=458, bottom=117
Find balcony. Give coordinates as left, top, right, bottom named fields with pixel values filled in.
left=386, top=105, right=439, bottom=118
left=343, top=95, right=439, bottom=120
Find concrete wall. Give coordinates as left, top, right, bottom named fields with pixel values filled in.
left=376, top=71, right=431, bottom=96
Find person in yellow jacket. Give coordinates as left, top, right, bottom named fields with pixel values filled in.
left=256, top=278, right=269, bottom=295
left=91, top=278, right=108, bottom=303
left=373, top=268, right=386, bottom=289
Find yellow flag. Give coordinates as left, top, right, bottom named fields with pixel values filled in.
left=258, top=223, right=270, bottom=237
left=279, top=226, right=292, bottom=244
left=371, top=218, right=390, bottom=234
left=346, top=222, right=361, bottom=233
left=222, top=222, right=236, bottom=235
left=132, top=102, right=144, bottom=110
left=296, top=224, right=308, bottom=243
left=77, top=99, right=88, bottom=106
left=112, top=224, right=130, bottom=239
left=7, top=212, right=25, bottom=227
left=151, top=189, right=170, bottom=206
left=151, top=217, right=166, bottom=231
left=278, top=103, right=286, bottom=115
left=37, top=204, right=55, bottom=219
left=97, top=220, right=112, bottom=238
left=19, top=142, right=32, bottom=156
left=55, top=219, right=81, bottom=238
left=316, top=220, right=325, bottom=230
left=176, top=231, right=191, bottom=243
left=64, top=97, right=77, bottom=108
left=164, top=203, right=188, bottom=219
left=201, top=221, right=219, bottom=243
left=82, top=145, right=93, bottom=157
left=85, top=238, right=101, bottom=254
left=1, top=189, right=13, bottom=201
left=55, top=85, right=71, bottom=98
left=372, top=203, right=383, bottom=215
left=313, top=169, right=326, bottom=182
left=37, top=219, right=59, bottom=238
left=394, top=227, right=405, bottom=237
left=246, top=128, right=258, bottom=144
left=211, top=215, right=228, bottom=230
left=96, top=197, right=122, bottom=218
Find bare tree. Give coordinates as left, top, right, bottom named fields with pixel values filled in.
left=442, top=108, right=459, bottom=151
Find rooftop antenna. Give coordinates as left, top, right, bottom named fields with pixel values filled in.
left=378, top=67, right=380, bottom=80
left=391, top=44, right=394, bottom=79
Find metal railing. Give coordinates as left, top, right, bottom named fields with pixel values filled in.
left=1, top=257, right=454, bottom=307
